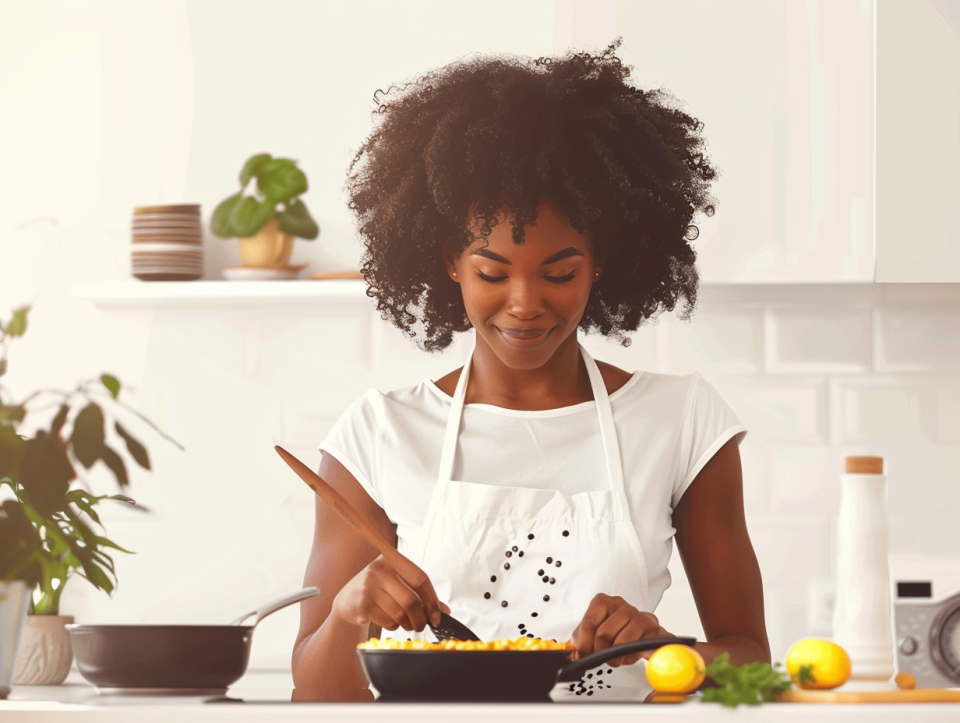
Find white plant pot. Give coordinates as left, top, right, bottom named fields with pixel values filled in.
left=0, top=581, right=31, bottom=699
left=13, top=614, right=75, bottom=685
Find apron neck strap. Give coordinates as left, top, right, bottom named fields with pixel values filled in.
left=436, top=337, right=625, bottom=494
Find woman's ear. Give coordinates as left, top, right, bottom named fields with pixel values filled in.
left=442, top=248, right=460, bottom=283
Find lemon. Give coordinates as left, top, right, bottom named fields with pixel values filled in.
left=646, top=644, right=706, bottom=694
left=785, top=639, right=851, bottom=690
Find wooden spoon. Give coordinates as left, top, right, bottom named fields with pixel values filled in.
left=274, top=445, right=480, bottom=642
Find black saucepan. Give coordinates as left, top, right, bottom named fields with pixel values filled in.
left=67, top=587, right=318, bottom=694
left=358, top=635, right=697, bottom=700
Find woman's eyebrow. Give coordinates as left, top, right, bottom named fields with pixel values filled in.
left=470, top=247, right=585, bottom=265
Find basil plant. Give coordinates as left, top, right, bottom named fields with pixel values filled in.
left=211, top=153, right=320, bottom=240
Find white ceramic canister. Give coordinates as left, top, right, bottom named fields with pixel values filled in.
left=0, top=581, right=31, bottom=698
left=832, top=455, right=894, bottom=680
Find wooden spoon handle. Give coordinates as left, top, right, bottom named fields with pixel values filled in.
left=274, top=445, right=429, bottom=589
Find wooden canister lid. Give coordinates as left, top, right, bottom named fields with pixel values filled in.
left=845, top=456, right=884, bottom=474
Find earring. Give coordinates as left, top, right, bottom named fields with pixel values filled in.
left=452, top=271, right=458, bottom=277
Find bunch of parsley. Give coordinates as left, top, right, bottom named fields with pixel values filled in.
left=700, top=652, right=794, bottom=707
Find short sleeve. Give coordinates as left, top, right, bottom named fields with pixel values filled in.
left=672, top=373, right=747, bottom=508
left=317, top=390, right=384, bottom=508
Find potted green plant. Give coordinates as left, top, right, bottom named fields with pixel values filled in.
left=0, top=306, right=179, bottom=687
left=211, top=153, right=320, bottom=269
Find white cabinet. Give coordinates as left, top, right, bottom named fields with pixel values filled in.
left=875, top=0, right=960, bottom=282
left=558, top=0, right=875, bottom=283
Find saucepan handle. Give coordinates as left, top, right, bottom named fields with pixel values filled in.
left=231, top=587, right=320, bottom=626
left=556, top=636, right=697, bottom=682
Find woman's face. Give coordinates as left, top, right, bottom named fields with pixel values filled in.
left=445, top=198, right=602, bottom=370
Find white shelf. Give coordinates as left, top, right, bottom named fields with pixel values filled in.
left=71, top=279, right=960, bottom=311
left=70, top=279, right=371, bottom=308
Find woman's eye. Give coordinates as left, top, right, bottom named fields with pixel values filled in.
left=476, top=271, right=577, bottom=283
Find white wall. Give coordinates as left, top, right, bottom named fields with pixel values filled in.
left=2, top=0, right=959, bottom=671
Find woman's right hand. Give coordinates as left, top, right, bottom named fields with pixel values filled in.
left=332, top=554, right=450, bottom=632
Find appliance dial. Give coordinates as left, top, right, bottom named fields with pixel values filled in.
left=898, top=636, right=918, bottom=656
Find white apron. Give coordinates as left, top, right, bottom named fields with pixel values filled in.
left=394, top=340, right=652, bottom=700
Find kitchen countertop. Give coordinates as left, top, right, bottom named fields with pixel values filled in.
left=2, top=671, right=959, bottom=722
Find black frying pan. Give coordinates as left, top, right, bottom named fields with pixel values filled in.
left=67, top=588, right=318, bottom=694
left=358, top=635, right=697, bottom=700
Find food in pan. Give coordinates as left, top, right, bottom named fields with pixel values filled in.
left=358, top=636, right=577, bottom=651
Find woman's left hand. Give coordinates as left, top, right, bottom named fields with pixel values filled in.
left=571, top=593, right=672, bottom=667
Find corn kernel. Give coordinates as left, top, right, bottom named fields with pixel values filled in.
left=357, top=637, right=576, bottom=651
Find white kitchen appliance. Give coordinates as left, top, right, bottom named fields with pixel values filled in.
left=894, top=580, right=960, bottom=687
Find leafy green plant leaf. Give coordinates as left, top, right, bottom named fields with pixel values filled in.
left=19, top=431, right=75, bottom=517
left=100, top=445, right=129, bottom=488
left=65, top=488, right=93, bottom=505
left=115, top=422, right=150, bottom=470
left=66, top=537, right=113, bottom=593
left=70, top=403, right=105, bottom=469
left=239, top=153, right=272, bottom=186
left=0, top=404, right=26, bottom=424
left=72, top=497, right=101, bottom=525
left=211, top=192, right=244, bottom=237
left=5, top=307, right=29, bottom=337
left=93, top=535, right=134, bottom=555
left=50, top=404, right=69, bottom=435
left=701, top=652, right=793, bottom=708
left=0, top=500, right=43, bottom=585
left=0, top=358, right=6, bottom=377
left=0, top=424, right=24, bottom=480
left=277, top=198, right=319, bottom=240
left=229, top=196, right=276, bottom=237
left=257, top=158, right=307, bottom=202
left=105, top=494, right=135, bottom=504
left=100, top=374, right=121, bottom=400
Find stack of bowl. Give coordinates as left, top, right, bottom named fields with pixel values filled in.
left=131, top=204, right=203, bottom=281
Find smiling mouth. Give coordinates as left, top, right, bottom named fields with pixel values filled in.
left=496, top=326, right=552, bottom=339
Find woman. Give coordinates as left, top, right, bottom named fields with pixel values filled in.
left=292, top=41, right=769, bottom=701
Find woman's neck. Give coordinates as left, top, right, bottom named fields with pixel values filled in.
left=464, top=331, right=593, bottom=410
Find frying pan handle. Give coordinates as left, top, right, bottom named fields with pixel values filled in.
left=231, top=587, right=320, bottom=626
left=555, top=636, right=697, bottom=682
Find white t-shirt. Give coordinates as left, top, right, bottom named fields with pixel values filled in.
left=318, top=368, right=747, bottom=611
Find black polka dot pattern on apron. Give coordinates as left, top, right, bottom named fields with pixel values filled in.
left=479, top=533, right=572, bottom=646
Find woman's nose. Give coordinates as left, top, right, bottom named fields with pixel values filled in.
left=505, top=278, right=546, bottom=319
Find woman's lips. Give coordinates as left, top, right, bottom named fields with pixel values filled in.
left=496, top=326, right=553, bottom=347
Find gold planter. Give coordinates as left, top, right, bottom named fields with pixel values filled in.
left=238, top=218, right=294, bottom=268
left=13, top=615, right=74, bottom=686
